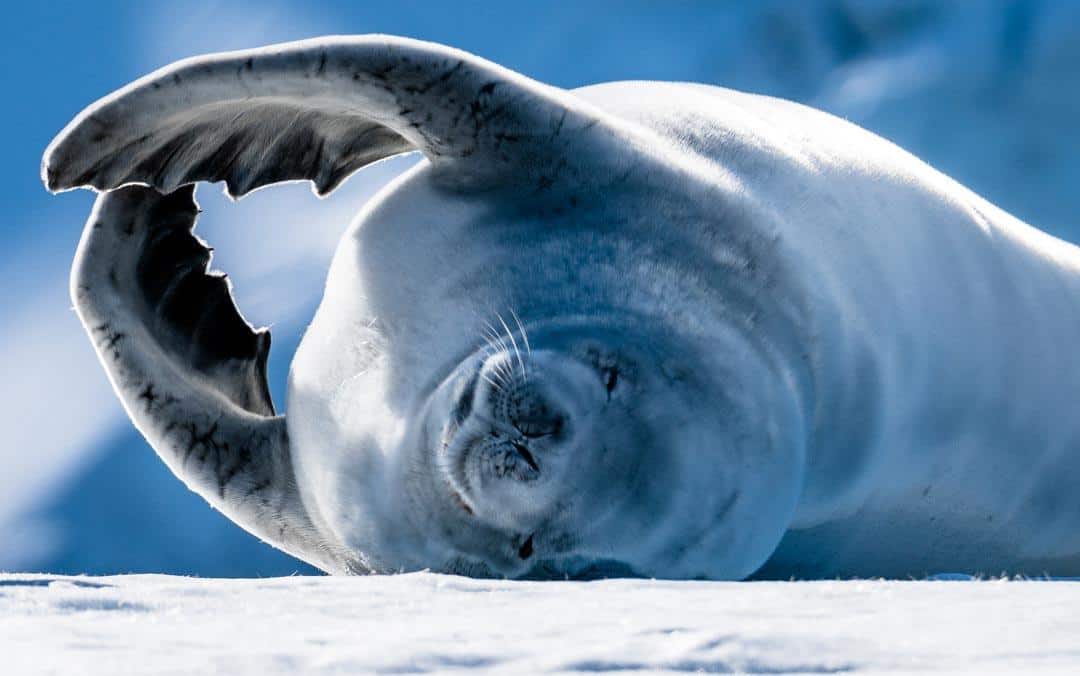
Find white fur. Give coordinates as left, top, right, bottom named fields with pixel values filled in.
left=291, top=81, right=1080, bottom=579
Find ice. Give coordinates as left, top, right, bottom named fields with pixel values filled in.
left=3, top=573, right=1080, bottom=673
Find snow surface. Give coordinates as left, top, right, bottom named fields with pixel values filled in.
left=3, top=573, right=1080, bottom=674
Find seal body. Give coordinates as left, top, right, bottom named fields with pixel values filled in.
left=603, top=82, right=1080, bottom=578
left=287, top=130, right=809, bottom=579
left=45, top=36, right=1080, bottom=579
left=292, top=82, right=1080, bottom=579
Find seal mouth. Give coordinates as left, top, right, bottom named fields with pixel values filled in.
left=443, top=421, right=545, bottom=500
left=435, top=338, right=590, bottom=529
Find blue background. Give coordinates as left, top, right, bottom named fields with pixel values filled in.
left=2, top=1, right=1078, bottom=576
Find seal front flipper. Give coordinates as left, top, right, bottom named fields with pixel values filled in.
left=43, top=35, right=640, bottom=574
left=71, top=184, right=358, bottom=573
left=41, top=35, right=631, bottom=198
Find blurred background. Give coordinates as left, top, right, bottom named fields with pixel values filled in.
left=2, top=0, right=1078, bottom=576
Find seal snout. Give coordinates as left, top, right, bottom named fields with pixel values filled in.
left=470, top=353, right=571, bottom=480
left=489, top=375, right=566, bottom=445
left=441, top=349, right=594, bottom=524
left=438, top=345, right=609, bottom=529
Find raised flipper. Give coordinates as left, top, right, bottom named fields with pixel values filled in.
left=43, top=35, right=631, bottom=198
left=71, top=184, right=365, bottom=572
left=44, top=36, right=638, bottom=572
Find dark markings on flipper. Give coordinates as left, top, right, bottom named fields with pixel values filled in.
left=43, top=36, right=639, bottom=205
left=64, top=184, right=358, bottom=574
left=119, top=185, right=275, bottom=416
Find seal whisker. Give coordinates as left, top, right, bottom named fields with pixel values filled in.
left=480, top=318, right=518, bottom=389
left=490, top=363, right=511, bottom=389
left=479, top=324, right=505, bottom=357
left=510, top=308, right=532, bottom=361
left=478, top=331, right=511, bottom=390
left=497, top=311, right=527, bottom=382
left=480, top=371, right=502, bottom=391
left=494, top=359, right=514, bottom=388
left=481, top=319, right=510, bottom=355
left=479, top=328, right=499, bottom=358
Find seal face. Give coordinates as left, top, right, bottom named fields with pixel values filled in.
left=282, top=153, right=809, bottom=579
left=404, top=326, right=800, bottom=580
left=44, top=36, right=1080, bottom=579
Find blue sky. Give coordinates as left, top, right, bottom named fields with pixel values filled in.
left=3, top=1, right=1079, bottom=575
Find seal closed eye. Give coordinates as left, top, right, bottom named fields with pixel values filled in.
left=44, top=35, right=1080, bottom=580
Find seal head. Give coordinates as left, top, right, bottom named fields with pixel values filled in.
left=421, top=327, right=684, bottom=578
left=432, top=322, right=802, bottom=578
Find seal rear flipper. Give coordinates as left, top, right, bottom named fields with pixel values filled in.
left=72, top=185, right=359, bottom=574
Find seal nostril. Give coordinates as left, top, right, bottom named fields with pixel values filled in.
left=518, top=533, right=535, bottom=560
left=604, top=366, right=619, bottom=395
left=512, top=440, right=540, bottom=472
